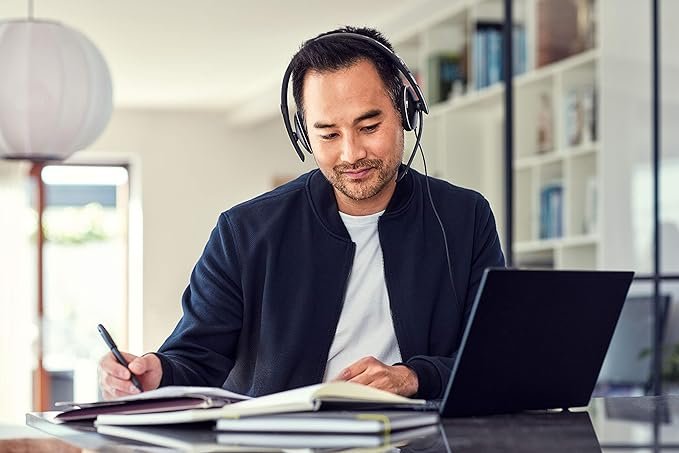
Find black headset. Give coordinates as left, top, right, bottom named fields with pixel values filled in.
left=280, top=32, right=429, bottom=180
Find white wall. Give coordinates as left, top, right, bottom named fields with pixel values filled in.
left=87, top=109, right=315, bottom=351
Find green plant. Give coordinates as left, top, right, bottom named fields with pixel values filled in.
left=639, top=343, right=679, bottom=382
left=664, top=343, right=679, bottom=382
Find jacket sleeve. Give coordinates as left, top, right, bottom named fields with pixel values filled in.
left=403, top=195, right=506, bottom=399
left=154, top=212, right=244, bottom=387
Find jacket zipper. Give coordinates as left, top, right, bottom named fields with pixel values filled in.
left=317, top=242, right=356, bottom=381
left=378, top=221, right=406, bottom=360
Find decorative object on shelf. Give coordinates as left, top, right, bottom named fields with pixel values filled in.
left=577, top=0, right=597, bottom=52
left=565, top=88, right=585, bottom=147
left=582, top=84, right=597, bottom=143
left=537, top=0, right=596, bottom=68
left=565, top=84, right=597, bottom=147
left=537, top=92, right=554, bottom=153
left=539, top=181, right=563, bottom=239
left=427, top=52, right=465, bottom=103
left=0, top=2, right=113, bottom=162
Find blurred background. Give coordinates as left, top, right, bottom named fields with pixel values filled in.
left=0, top=0, right=677, bottom=424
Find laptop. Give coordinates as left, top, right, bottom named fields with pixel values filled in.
left=423, top=269, right=634, bottom=417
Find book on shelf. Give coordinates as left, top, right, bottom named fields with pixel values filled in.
left=473, top=22, right=527, bottom=90
left=54, top=385, right=250, bottom=422
left=94, top=381, right=426, bottom=426
left=539, top=181, right=563, bottom=239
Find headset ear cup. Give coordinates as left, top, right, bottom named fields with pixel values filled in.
left=294, top=112, right=312, bottom=153
left=401, top=85, right=418, bottom=131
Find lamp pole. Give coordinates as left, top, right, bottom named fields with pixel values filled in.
left=30, top=162, right=50, bottom=411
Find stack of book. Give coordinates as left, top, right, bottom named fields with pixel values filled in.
left=55, top=381, right=440, bottom=451
left=97, top=412, right=440, bottom=451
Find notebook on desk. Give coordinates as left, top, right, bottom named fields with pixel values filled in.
left=55, top=386, right=250, bottom=421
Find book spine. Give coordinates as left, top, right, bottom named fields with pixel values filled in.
left=474, top=31, right=483, bottom=90
left=487, top=30, right=498, bottom=86
left=481, top=30, right=488, bottom=88
left=540, top=183, right=563, bottom=239
left=552, top=186, right=563, bottom=238
left=540, top=187, right=549, bottom=239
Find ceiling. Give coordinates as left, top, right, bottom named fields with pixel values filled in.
left=0, top=0, right=424, bottom=123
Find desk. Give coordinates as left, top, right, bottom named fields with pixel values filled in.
left=22, top=395, right=679, bottom=452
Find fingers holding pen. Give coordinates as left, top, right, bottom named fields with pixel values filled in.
left=98, top=352, right=141, bottom=399
left=98, top=352, right=163, bottom=400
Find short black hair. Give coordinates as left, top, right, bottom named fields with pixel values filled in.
left=289, top=26, right=403, bottom=122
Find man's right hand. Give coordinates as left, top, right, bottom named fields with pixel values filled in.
left=98, top=352, right=163, bottom=400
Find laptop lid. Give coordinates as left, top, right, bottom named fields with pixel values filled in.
left=439, top=269, right=634, bottom=418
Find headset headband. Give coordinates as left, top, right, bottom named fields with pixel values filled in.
left=280, top=31, right=428, bottom=163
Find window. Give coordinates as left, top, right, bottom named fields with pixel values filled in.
left=39, top=165, right=130, bottom=407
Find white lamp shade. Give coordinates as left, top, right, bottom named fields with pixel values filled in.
left=0, top=20, right=113, bottom=161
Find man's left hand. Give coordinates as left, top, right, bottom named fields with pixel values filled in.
left=334, top=356, right=418, bottom=397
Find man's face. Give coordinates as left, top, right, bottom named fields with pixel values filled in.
left=302, top=59, right=404, bottom=206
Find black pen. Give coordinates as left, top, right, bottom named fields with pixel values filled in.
left=97, top=323, right=144, bottom=392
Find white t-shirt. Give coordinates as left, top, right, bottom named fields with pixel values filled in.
left=323, top=210, right=403, bottom=381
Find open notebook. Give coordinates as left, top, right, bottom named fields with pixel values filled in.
left=94, top=381, right=426, bottom=426
left=55, top=386, right=250, bottom=421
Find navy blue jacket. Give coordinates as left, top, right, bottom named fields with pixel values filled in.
left=156, top=167, right=505, bottom=399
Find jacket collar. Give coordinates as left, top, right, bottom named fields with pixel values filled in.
left=306, top=165, right=416, bottom=240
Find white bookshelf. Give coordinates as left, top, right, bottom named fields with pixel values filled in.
left=393, top=0, right=609, bottom=271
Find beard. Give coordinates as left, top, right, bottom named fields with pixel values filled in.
left=327, top=152, right=402, bottom=201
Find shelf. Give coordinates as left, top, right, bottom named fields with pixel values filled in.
left=516, top=48, right=598, bottom=88
left=514, top=234, right=599, bottom=254
left=427, top=48, right=599, bottom=116
left=429, top=83, right=503, bottom=115
left=514, top=151, right=564, bottom=170
left=567, top=142, right=598, bottom=158
left=514, top=142, right=598, bottom=170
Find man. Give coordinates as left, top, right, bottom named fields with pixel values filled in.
left=99, top=26, right=505, bottom=401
